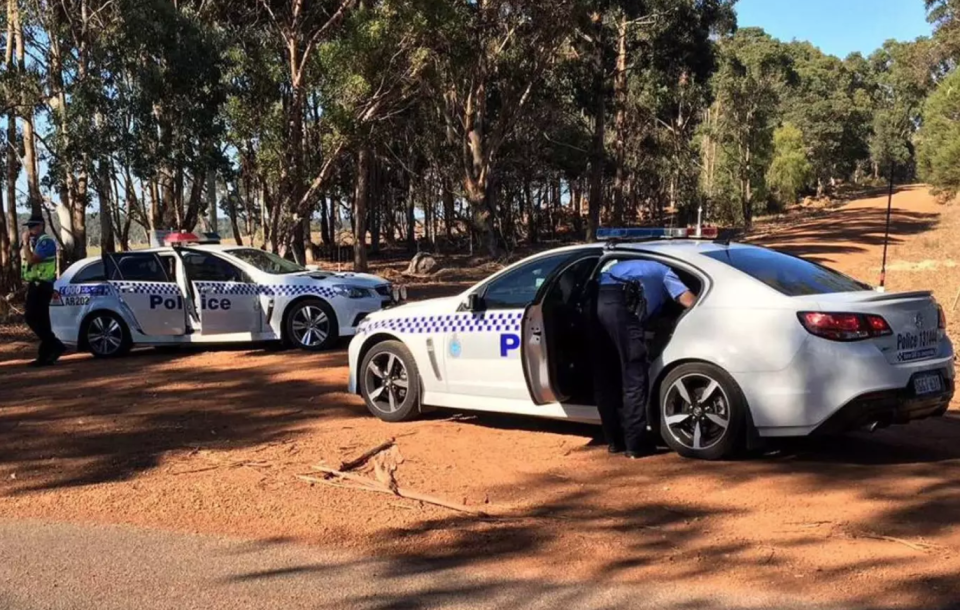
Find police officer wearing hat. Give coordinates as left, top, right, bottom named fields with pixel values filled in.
left=21, top=213, right=66, bottom=366
left=592, top=259, right=697, bottom=458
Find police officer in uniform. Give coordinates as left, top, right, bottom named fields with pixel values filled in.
left=592, top=259, right=697, bottom=458
left=21, top=213, right=66, bottom=367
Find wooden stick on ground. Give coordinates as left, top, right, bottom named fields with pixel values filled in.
left=338, top=438, right=395, bottom=472
left=307, top=465, right=489, bottom=517
left=855, top=534, right=933, bottom=553
left=952, top=286, right=960, bottom=312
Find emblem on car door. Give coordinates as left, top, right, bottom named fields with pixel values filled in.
left=915, top=312, right=924, bottom=329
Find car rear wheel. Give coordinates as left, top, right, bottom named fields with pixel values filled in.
left=659, top=362, right=747, bottom=460
left=285, top=299, right=338, bottom=351
left=83, top=312, right=132, bottom=359
left=360, top=341, right=421, bottom=423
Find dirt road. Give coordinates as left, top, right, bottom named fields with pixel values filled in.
left=1, top=185, right=959, bottom=608
left=1, top=520, right=839, bottom=610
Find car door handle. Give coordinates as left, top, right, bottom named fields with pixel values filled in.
left=198, top=286, right=211, bottom=294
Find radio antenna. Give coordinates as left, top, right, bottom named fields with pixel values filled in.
left=878, top=160, right=895, bottom=293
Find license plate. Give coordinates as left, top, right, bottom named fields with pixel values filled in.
left=913, top=373, right=943, bottom=396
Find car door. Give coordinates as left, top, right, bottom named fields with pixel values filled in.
left=442, top=251, right=574, bottom=401
left=522, top=250, right=603, bottom=405
left=177, top=249, right=263, bottom=335
left=103, top=252, right=187, bottom=337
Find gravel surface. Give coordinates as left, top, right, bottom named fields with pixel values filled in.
left=1, top=184, right=958, bottom=608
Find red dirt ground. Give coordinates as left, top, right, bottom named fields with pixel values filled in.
left=1, top=184, right=959, bottom=608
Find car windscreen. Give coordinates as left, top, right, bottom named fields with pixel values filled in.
left=227, top=248, right=305, bottom=275
left=702, top=247, right=871, bottom=296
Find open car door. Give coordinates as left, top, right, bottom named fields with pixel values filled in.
left=522, top=249, right=603, bottom=405
left=102, top=252, right=187, bottom=337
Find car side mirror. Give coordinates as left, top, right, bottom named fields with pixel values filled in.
left=465, top=293, right=485, bottom=312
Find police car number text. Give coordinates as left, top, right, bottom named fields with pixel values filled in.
left=63, top=295, right=90, bottom=307
left=897, top=329, right=938, bottom=362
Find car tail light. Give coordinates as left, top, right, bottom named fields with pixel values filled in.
left=938, top=304, right=947, bottom=330
left=50, top=290, right=63, bottom=306
left=797, top=312, right=892, bottom=341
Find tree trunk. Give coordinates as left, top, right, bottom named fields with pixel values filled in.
left=95, top=160, right=116, bottom=254
left=442, top=179, right=455, bottom=239
left=12, top=0, right=39, bottom=217
left=226, top=190, right=243, bottom=246
left=206, top=171, right=218, bottom=234
left=319, top=196, right=330, bottom=245
left=587, top=101, right=605, bottom=241
left=329, top=195, right=339, bottom=245
left=406, top=172, right=416, bottom=252
left=0, top=0, right=14, bottom=288
left=612, top=13, right=628, bottom=226
left=354, top=146, right=371, bottom=272
left=369, top=160, right=381, bottom=254
left=587, top=14, right=605, bottom=241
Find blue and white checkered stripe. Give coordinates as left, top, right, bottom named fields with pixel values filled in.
left=359, top=311, right=523, bottom=335
left=193, top=283, right=337, bottom=299
left=116, top=281, right=181, bottom=295
left=271, top=285, right=338, bottom=298
left=195, top=282, right=272, bottom=296
left=63, top=281, right=347, bottom=300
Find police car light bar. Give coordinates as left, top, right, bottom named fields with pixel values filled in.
left=164, top=231, right=201, bottom=247
left=596, top=226, right=719, bottom=240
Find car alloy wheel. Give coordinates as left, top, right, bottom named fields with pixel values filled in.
left=663, top=373, right=731, bottom=451
left=291, top=304, right=330, bottom=348
left=363, top=351, right=409, bottom=415
left=87, top=314, right=124, bottom=357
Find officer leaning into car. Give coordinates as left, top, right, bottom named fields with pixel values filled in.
left=21, top=212, right=66, bottom=367
left=591, top=259, right=697, bottom=458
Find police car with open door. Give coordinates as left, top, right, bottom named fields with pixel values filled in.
left=50, top=233, right=404, bottom=357
left=347, top=227, right=954, bottom=461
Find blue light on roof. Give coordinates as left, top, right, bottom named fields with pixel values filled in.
left=596, top=227, right=688, bottom=239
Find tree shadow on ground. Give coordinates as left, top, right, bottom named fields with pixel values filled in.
left=752, top=207, right=938, bottom=264
left=0, top=346, right=362, bottom=493
left=375, top=409, right=960, bottom=608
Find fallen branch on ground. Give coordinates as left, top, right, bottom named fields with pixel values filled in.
left=850, top=533, right=935, bottom=553
left=338, top=438, right=395, bottom=472
left=305, top=464, right=490, bottom=517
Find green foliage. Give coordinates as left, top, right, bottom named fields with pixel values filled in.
left=766, top=123, right=812, bottom=205
left=917, top=68, right=960, bottom=199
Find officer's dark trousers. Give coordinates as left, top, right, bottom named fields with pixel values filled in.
left=592, top=285, right=649, bottom=452
left=25, top=280, right=62, bottom=360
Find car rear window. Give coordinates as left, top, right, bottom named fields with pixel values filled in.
left=71, top=261, right=105, bottom=283
left=702, top=247, right=871, bottom=296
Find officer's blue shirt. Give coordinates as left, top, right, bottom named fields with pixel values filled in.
left=31, top=233, right=57, bottom=260
left=599, top=260, right=690, bottom=319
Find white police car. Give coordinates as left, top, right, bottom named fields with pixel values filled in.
left=51, top=238, right=402, bottom=357
left=347, top=227, right=954, bottom=460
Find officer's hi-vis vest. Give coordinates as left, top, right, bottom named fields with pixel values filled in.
left=21, top=234, right=57, bottom=282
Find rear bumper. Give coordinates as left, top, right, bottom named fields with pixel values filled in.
left=812, top=369, right=955, bottom=435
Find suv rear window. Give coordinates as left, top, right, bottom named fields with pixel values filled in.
left=702, top=247, right=871, bottom=296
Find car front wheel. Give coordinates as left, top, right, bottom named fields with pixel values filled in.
left=360, top=340, right=421, bottom=423
left=659, top=362, right=747, bottom=460
left=285, top=299, right=338, bottom=351
left=83, top=312, right=132, bottom=358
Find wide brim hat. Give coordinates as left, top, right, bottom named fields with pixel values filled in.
left=21, top=212, right=44, bottom=227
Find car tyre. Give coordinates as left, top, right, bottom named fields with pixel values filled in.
left=658, top=362, right=747, bottom=460
left=359, top=340, right=421, bottom=423
left=82, top=311, right=132, bottom=359
left=285, top=298, right=338, bottom=351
